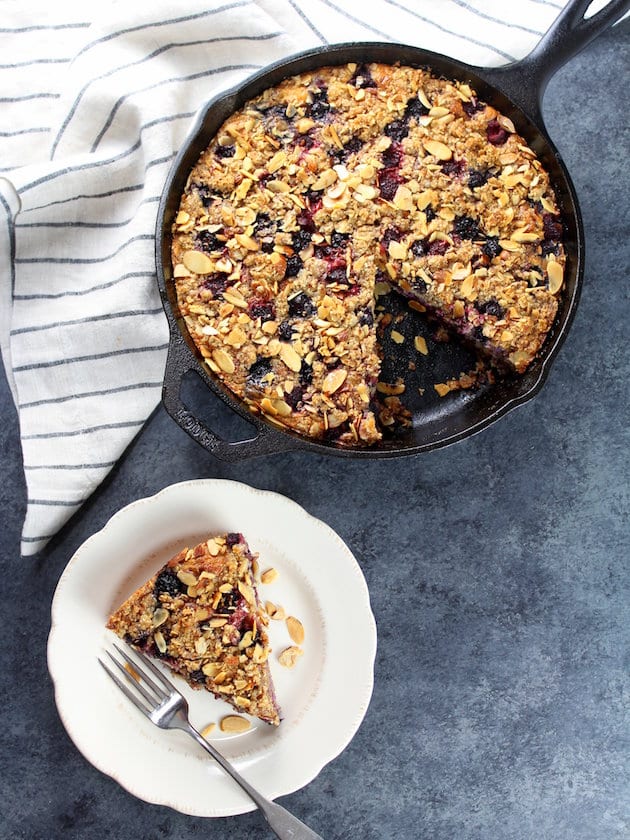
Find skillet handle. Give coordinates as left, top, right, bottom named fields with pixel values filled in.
left=161, top=336, right=303, bottom=462
left=483, top=0, right=630, bottom=123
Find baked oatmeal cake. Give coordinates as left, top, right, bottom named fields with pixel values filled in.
left=106, top=533, right=280, bottom=725
left=171, top=62, right=565, bottom=445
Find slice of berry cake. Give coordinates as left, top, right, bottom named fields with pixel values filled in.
left=171, top=62, right=565, bottom=444
left=106, top=533, right=280, bottom=726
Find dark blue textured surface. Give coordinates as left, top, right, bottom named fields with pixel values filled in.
left=0, top=23, right=628, bottom=840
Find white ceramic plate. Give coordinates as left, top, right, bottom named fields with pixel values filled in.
left=48, top=479, right=376, bottom=817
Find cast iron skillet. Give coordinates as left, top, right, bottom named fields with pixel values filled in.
left=156, top=0, right=629, bottom=461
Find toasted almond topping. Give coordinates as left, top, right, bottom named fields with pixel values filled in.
left=322, top=367, right=347, bottom=394
left=195, top=637, right=208, bottom=655
left=152, top=608, right=169, bottom=627
left=209, top=617, right=228, bottom=628
left=286, top=616, right=305, bottom=645
left=261, top=567, right=279, bottom=584
left=423, top=139, right=452, bottom=160
left=212, top=348, right=235, bottom=374
left=175, top=211, right=190, bottom=224
left=547, top=259, right=564, bottom=294
left=235, top=233, right=260, bottom=251
left=200, top=723, right=216, bottom=738
left=124, top=662, right=141, bottom=682
left=434, top=382, right=451, bottom=397
left=202, top=662, right=221, bottom=677
left=183, top=250, right=214, bottom=275
left=391, top=330, right=405, bottom=344
left=376, top=381, right=405, bottom=395
left=278, top=646, right=303, bottom=669
left=177, top=570, right=198, bottom=587
left=279, top=343, right=302, bottom=372
left=154, top=631, right=167, bottom=653
left=388, top=240, right=408, bottom=260
left=414, top=336, right=429, bottom=355
left=220, top=715, right=251, bottom=733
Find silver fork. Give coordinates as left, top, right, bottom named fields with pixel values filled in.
left=99, top=643, right=324, bottom=840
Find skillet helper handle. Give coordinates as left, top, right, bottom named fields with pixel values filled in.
left=484, top=0, right=630, bottom=122
left=162, top=336, right=302, bottom=462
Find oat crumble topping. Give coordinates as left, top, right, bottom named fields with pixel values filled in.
left=171, top=62, right=566, bottom=446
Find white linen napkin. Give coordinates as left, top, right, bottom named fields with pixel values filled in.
left=0, top=0, right=570, bottom=555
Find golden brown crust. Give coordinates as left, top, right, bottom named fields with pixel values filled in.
left=171, top=62, right=565, bottom=444
left=106, top=534, right=280, bottom=726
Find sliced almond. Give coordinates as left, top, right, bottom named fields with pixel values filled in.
left=322, top=368, right=347, bottom=394
left=260, top=567, right=279, bottom=585
left=183, top=250, right=214, bottom=275
left=390, top=330, right=405, bottom=345
left=414, top=336, right=429, bottom=355
left=278, top=646, right=303, bottom=669
left=177, top=570, right=198, bottom=587
left=547, top=259, right=564, bottom=294
left=220, top=715, right=251, bottom=733
left=212, top=348, right=235, bottom=374
left=279, top=343, right=302, bottom=372
left=200, top=723, right=216, bottom=739
left=423, top=139, right=452, bottom=161
left=286, top=616, right=305, bottom=645
left=152, top=608, right=169, bottom=627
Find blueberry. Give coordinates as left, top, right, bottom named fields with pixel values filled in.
left=410, top=239, right=427, bottom=258
left=225, top=533, right=241, bottom=547
left=351, top=64, right=377, bottom=88
left=253, top=212, right=276, bottom=238
left=284, top=254, right=303, bottom=278
left=453, top=215, right=483, bottom=240
left=261, top=240, right=275, bottom=253
left=384, top=119, right=409, bottom=142
left=486, top=118, right=509, bottom=146
left=330, top=231, right=349, bottom=248
left=215, top=143, right=235, bottom=158
left=202, top=273, right=229, bottom=296
left=248, top=299, right=275, bottom=322
left=284, top=385, right=303, bottom=409
left=333, top=136, right=363, bottom=163
left=216, top=589, right=241, bottom=612
left=476, top=298, right=505, bottom=319
left=155, top=569, right=185, bottom=598
left=358, top=307, right=374, bottom=326
left=299, top=359, right=314, bottom=386
left=482, top=236, right=502, bottom=260
left=463, top=97, right=484, bottom=117
left=195, top=229, right=222, bottom=253
left=412, top=275, right=428, bottom=292
left=382, top=226, right=402, bottom=249
left=191, top=182, right=217, bottom=208
left=543, top=213, right=563, bottom=242
left=468, top=168, right=490, bottom=189
left=291, top=229, right=312, bottom=252
left=247, top=356, right=273, bottom=387
left=441, top=158, right=466, bottom=179
left=191, top=670, right=207, bottom=684
left=278, top=320, right=294, bottom=341
left=325, top=266, right=347, bottom=284
left=288, top=291, right=316, bottom=318
left=424, top=205, right=436, bottom=223
left=404, top=96, right=429, bottom=120
left=308, top=88, right=330, bottom=120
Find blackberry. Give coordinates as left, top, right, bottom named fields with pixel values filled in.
left=247, top=357, right=273, bottom=387
left=350, top=63, right=377, bottom=88
left=404, top=96, right=429, bottom=120
left=330, top=231, right=349, bottom=248
left=225, top=533, right=241, bottom=547
left=278, top=320, right=294, bottom=341
left=453, top=215, right=484, bottom=240
left=155, top=569, right=184, bottom=598
left=482, top=237, right=502, bottom=260
left=215, top=143, right=235, bottom=158
left=468, top=168, right=490, bottom=189
left=291, top=229, right=312, bottom=252
left=384, top=118, right=409, bottom=142
left=284, top=254, right=303, bottom=278
left=486, top=118, right=509, bottom=146
left=288, top=291, right=316, bottom=318
left=476, top=298, right=505, bottom=319
left=195, top=229, right=222, bottom=253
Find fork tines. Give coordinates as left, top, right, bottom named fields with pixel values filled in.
left=98, top=643, right=174, bottom=717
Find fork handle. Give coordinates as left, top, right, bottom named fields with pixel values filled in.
left=185, top=724, right=324, bottom=839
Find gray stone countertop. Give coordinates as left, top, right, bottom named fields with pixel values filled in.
left=1, top=22, right=628, bottom=840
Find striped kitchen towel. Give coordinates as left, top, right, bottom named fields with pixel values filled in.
left=0, top=0, right=571, bottom=556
